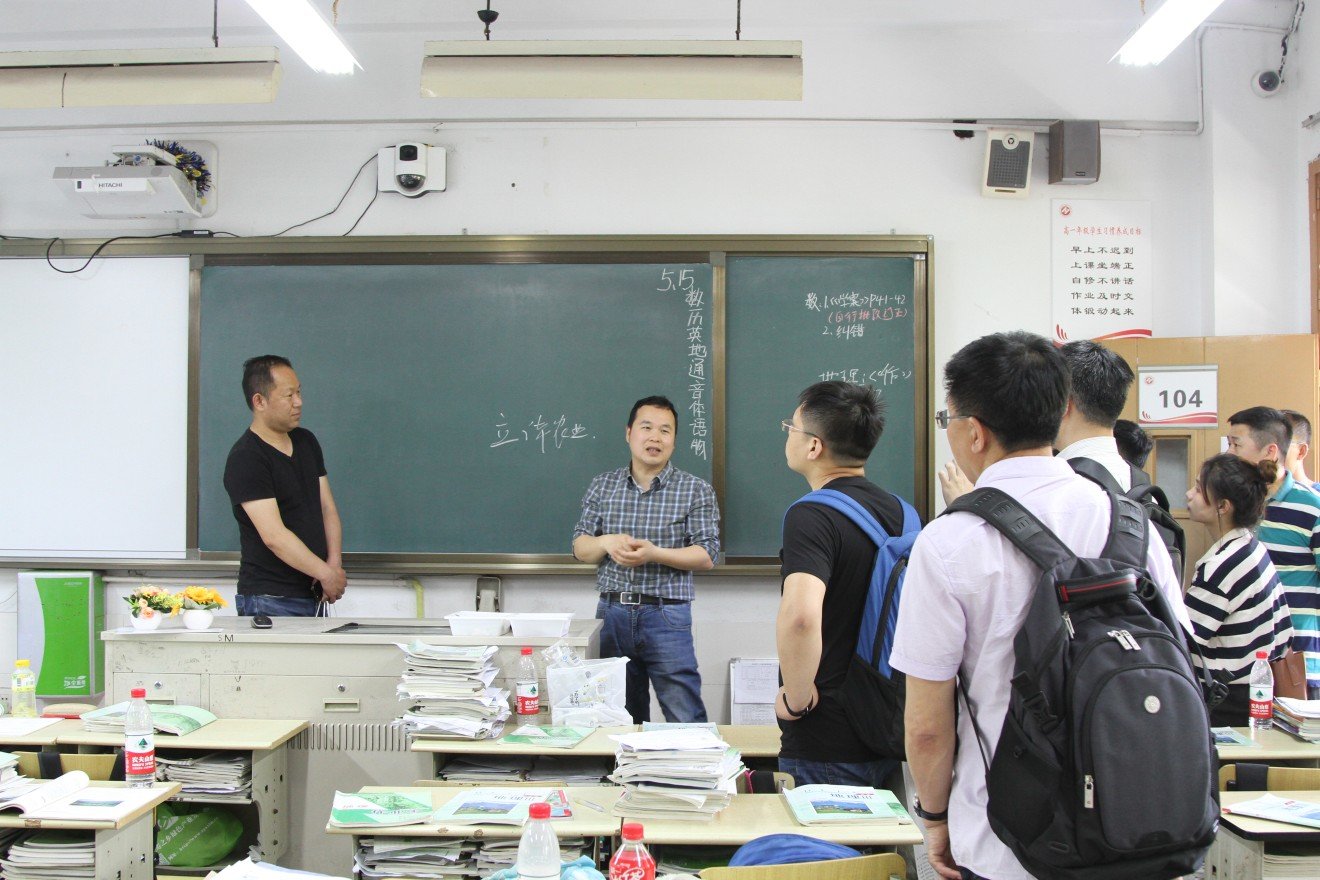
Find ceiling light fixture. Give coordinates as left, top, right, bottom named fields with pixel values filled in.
left=1112, top=0, right=1228, bottom=66
left=242, top=0, right=360, bottom=75
left=0, top=48, right=280, bottom=108
left=420, top=40, right=802, bottom=100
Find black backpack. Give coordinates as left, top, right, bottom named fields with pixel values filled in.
left=944, top=487, right=1218, bottom=880
left=1069, top=457, right=1186, bottom=580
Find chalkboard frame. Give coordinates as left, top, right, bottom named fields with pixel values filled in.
left=0, top=234, right=931, bottom=572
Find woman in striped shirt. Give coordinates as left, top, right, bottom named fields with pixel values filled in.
left=1184, top=453, right=1294, bottom=727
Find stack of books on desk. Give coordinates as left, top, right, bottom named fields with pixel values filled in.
left=396, top=643, right=511, bottom=740
left=155, top=752, right=251, bottom=799
left=609, top=728, right=743, bottom=821
left=438, top=756, right=533, bottom=783
left=1273, top=697, right=1320, bottom=742
left=473, top=836, right=587, bottom=874
left=355, top=837, right=473, bottom=879
left=527, top=755, right=608, bottom=785
left=0, top=830, right=94, bottom=880
left=80, top=702, right=217, bottom=736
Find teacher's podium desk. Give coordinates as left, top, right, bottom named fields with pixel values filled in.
left=1212, top=790, right=1320, bottom=880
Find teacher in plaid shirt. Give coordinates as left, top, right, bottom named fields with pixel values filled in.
left=572, top=395, right=721, bottom=723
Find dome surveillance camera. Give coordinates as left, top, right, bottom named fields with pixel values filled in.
left=377, top=143, right=446, bottom=197
left=1253, top=69, right=1282, bottom=97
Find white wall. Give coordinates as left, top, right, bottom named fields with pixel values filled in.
left=0, top=4, right=1314, bottom=721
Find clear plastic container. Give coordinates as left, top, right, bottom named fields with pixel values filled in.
left=124, top=687, right=156, bottom=788
left=515, top=801, right=559, bottom=879
left=9, top=660, right=36, bottom=718
left=1249, top=649, right=1274, bottom=732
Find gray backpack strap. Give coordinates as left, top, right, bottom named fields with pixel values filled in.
left=944, top=487, right=1073, bottom=573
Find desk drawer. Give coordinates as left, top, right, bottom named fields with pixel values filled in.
left=111, top=672, right=205, bottom=706
left=208, top=674, right=402, bottom=722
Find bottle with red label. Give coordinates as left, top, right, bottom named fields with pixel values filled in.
left=124, top=686, right=156, bottom=788
left=1248, top=650, right=1274, bottom=732
left=609, top=822, right=656, bottom=880
left=516, top=647, right=540, bottom=719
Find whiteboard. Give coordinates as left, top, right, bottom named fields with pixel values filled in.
left=0, top=257, right=189, bottom=558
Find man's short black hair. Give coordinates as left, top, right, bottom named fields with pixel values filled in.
left=1113, top=419, right=1153, bottom=469
left=242, top=355, right=293, bottom=411
left=945, top=331, right=1069, bottom=453
left=798, top=381, right=885, bottom=465
left=1282, top=409, right=1313, bottom=445
left=1228, top=406, right=1291, bottom=454
left=628, top=395, right=678, bottom=428
left=1060, top=340, right=1134, bottom=427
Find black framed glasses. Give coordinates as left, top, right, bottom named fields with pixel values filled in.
left=934, top=409, right=974, bottom=430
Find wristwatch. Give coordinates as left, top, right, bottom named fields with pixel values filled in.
left=912, top=796, right=948, bottom=822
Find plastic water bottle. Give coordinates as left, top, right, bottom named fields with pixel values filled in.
left=10, top=660, right=36, bottom=718
left=515, top=801, right=559, bottom=880
left=124, top=687, right=156, bottom=788
left=610, top=822, right=656, bottom=880
left=516, top=646, right=540, bottom=719
left=1249, top=650, right=1274, bottom=732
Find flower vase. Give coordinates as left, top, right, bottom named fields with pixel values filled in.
left=183, top=608, right=214, bottom=631
left=131, top=612, right=162, bottom=631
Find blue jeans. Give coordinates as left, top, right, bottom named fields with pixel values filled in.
left=778, top=756, right=898, bottom=789
left=236, top=594, right=322, bottom=617
left=596, top=598, right=707, bottom=723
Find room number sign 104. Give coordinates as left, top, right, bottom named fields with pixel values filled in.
left=1137, top=366, right=1218, bottom=428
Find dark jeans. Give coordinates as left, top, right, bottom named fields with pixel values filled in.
left=778, top=756, right=898, bottom=789
left=596, top=597, right=706, bottom=723
left=236, top=593, right=322, bottom=617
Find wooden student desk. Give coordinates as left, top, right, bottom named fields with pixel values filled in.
left=1211, top=790, right=1320, bottom=879
left=59, top=718, right=308, bottom=866
left=1217, top=728, right=1320, bottom=763
left=0, top=717, right=84, bottom=749
left=0, top=781, right=180, bottom=880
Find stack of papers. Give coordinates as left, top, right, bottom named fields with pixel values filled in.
left=396, top=643, right=510, bottom=740
left=473, top=836, right=586, bottom=874
left=1273, top=698, right=1320, bottom=742
left=527, top=756, right=608, bottom=785
left=432, top=788, right=571, bottom=825
left=155, top=753, right=251, bottom=799
left=355, top=838, right=472, bottom=879
left=608, top=728, right=743, bottom=822
left=80, top=703, right=217, bottom=736
left=781, top=785, right=913, bottom=826
left=1, top=830, right=94, bottom=880
left=438, top=756, right=532, bottom=783
left=210, top=857, right=351, bottom=880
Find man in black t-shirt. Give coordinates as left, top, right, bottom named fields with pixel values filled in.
left=223, top=355, right=347, bottom=617
left=776, top=380, right=909, bottom=788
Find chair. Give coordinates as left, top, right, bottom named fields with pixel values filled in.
left=701, top=852, right=906, bottom=880
left=1219, top=762, right=1320, bottom=790
left=14, top=750, right=123, bottom=781
left=735, top=770, right=795, bottom=794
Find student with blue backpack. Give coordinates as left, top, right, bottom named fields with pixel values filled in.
left=775, top=381, right=920, bottom=788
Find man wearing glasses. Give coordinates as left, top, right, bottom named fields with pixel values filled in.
left=572, top=395, right=720, bottom=723
left=776, top=381, right=914, bottom=787
left=891, top=332, right=1185, bottom=880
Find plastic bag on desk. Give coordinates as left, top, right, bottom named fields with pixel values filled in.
left=541, top=639, right=584, bottom=668
left=546, top=656, right=628, bottom=727
left=551, top=704, right=634, bottom=727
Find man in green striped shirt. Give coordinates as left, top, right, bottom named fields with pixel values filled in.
left=1228, top=406, right=1320, bottom=697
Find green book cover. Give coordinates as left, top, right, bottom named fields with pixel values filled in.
left=501, top=725, right=591, bottom=749
left=330, top=791, right=434, bottom=828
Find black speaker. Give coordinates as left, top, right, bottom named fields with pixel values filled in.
left=1048, top=120, right=1100, bottom=185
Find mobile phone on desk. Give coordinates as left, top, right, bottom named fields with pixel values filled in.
left=251, top=614, right=273, bottom=629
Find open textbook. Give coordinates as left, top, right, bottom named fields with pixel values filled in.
left=80, top=702, right=217, bottom=736
left=782, top=785, right=912, bottom=826
left=432, top=787, right=572, bottom=826
left=329, top=791, right=434, bottom=829
left=0, top=771, right=163, bottom=822
left=1223, top=793, right=1320, bottom=829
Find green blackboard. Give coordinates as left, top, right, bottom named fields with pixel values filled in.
left=199, top=262, right=714, bottom=555
left=724, top=255, right=926, bottom=558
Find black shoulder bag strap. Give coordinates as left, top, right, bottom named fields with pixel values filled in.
left=944, top=487, right=1075, bottom=573
left=1069, top=456, right=1125, bottom=495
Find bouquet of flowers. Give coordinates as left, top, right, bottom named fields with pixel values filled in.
left=124, top=585, right=181, bottom=619
left=178, top=585, right=228, bottom=611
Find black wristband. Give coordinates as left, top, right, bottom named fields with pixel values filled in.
left=912, top=796, right=948, bottom=822
left=781, top=691, right=815, bottom=718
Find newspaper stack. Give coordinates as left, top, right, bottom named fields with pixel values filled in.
left=527, top=755, right=609, bottom=785
left=1273, top=697, right=1320, bottom=742
left=395, top=643, right=510, bottom=740
left=1, top=830, right=94, bottom=880
left=155, top=753, right=251, bottom=799
left=609, top=728, right=743, bottom=821
left=354, top=837, right=473, bottom=879
left=437, top=755, right=531, bottom=783
left=473, top=837, right=586, bottom=874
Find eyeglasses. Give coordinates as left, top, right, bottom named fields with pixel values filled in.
left=934, top=409, right=974, bottom=430
left=781, top=419, right=819, bottom=438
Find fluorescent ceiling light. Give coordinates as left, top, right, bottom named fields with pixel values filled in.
left=243, top=0, right=360, bottom=75
left=1112, top=0, right=1227, bottom=66
left=421, top=40, right=802, bottom=100
left=0, top=48, right=281, bottom=108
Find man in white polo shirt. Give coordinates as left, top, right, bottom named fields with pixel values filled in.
left=890, top=332, right=1186, bottom=880
left=1054, top=340, right=1136, bottom=489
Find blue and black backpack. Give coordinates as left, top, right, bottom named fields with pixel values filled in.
left=787, top=488, right=921, bottom=760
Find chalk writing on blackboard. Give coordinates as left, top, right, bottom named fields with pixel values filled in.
left=490, top=413, right=591, bottom=453
left=817, top=365, right=914, bottom=387
left=659, top=268, right=709, bottom=460
left=804, top=291, right=910, bottom=341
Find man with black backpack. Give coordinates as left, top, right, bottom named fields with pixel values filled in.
left=891, top=332, right=1205, bottom=880
left=775, top=381, right=920, bottom=788
left=1056, top=341, right=1186, bottom=580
